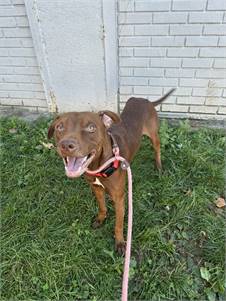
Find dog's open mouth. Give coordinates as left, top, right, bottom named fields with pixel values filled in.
left=63, top=152, right=96, bottom=178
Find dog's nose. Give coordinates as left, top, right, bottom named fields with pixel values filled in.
left=60, top=139, right=78, bottom=152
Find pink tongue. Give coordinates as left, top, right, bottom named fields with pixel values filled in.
left=66, top=157, right=86, bottom=172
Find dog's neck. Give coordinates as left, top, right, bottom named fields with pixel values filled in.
left=89, top=130, right=113, bottom=171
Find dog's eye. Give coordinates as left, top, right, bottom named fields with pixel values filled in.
left=86, top=123, right=96, bottom=133
left=56, top=123, right=64, bottom=132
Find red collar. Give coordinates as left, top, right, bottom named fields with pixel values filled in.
left=86, top=158, right=120, bottom=178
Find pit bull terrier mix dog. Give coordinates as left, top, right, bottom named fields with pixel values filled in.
left=48, top=89, right=175, bottom=254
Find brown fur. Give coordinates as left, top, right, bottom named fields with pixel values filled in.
left=48, top=89, right=175, bottom=254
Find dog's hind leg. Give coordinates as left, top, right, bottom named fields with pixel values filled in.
left=149, top=131, right=162, bottom=170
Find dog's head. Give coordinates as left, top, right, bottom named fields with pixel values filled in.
left=48, top=111, right=120, bottom=178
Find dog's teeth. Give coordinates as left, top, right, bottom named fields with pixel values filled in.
left=82, top=156, right=87, bottom=163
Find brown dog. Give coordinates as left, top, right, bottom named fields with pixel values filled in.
left=48, top=89, right=175, bottom=254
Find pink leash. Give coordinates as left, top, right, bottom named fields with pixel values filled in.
left=86, top=149, right=133, bottom=301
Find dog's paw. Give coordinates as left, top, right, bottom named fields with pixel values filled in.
left=115, top=241, right=126, bottom=256
left=92, top=217, right=105, bottom=229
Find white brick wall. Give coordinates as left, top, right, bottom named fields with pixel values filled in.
left=0, top=0, right=47, bottom=112
left=118, top=0, right=226, bottom=120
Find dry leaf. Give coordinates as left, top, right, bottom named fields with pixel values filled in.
left=41, top=142, right=54, bottom=149
left=215, top=197, right=225, bottom=208
left=9, top=128, right=17, bottom=134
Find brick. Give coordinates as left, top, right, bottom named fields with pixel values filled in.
left=135, top=0, right=171, bottom=12
left=119, top=12, right=152, bottom=24
left=213, top=59, right=226, bottom=68
left=149, top=77, right=178, bottom=87
left=177, top=97, right=205, bottom=105
left=11, top=0, right=25, bottom=4
left=8, top=47, right=35, bottom=57
left=0, top=48, right=8, bottom=56
left=207, top=0, right=226, bottom=10
left=0, top=91, right=9, bottom=97
left=0, top=0, right=11, bottom=4
left=15, top=16, right=29, bottom=27
left=119, top=47, right=133, bottom=57
left=120, top=57, right=149, bottom=67
left=134, top=47, right=166, bottom=57
left=119, top=25, right=134, bottom=36
left=161, top=96, right=177, bottom=104
left=192, top=88, right=222, bottom=97
left=203, top=24, right=226, bottom=35
left=153, top=12, right=187, bottom=24
left=189, top=105, right=218, bottom=114
left=172, top=0, right=207, bottom=11
left=218, top=37, right=226, bottom=47
left=186, top=36, right=218, bottom=47
left=224, top=13, right=226, bottom=23
left=180, top=78, right=209, bottom=87
left=0, top=17, right=17, bottom=27
left=0, top=57, right=38, bottom=66
left=135, top=24, right=169, bottom=36
left=205, top=98, right=226, bottom=106
left=3, top=28, right=31, bottom=37
left=189, top=12, right=224, bottom=23
left=1, top=74, right=41, bottom=83
left=0, top=66, right=14, bottom=74
left=165, top=68, right=195, bottom=78
left=151, top=58, right=181, bottom=68
left=120, top=67, right=133, bottom=76
left=173, top=87, right=192, bottom=96
left=200, top=47, right=226, bottom=58
left=0, top=6, right=26, bottom=17
left=119, top=36, right=150, bottom=47
left=120, top=86, right=133, bottom=94
left=120, top=95, right=131, bottom=103
left=147, top=94, right=166, bottom=102
left=167, top=47, right=198, bottom=57
left=0, top=37, right=21, bottom=47
left=21, top=38, right=33, bottom=48
left=37, top=107, right=48, bottom=113
left=170, top=24, right=202, bottom=35
left=182, top=58, right=212, bottom=68
left=162, top=104, right=189, bottom=112
left=22, top=99, right=48, bottom=107
left=0, top=98, right=23, bottom=106
left=13, top=66, right=40, bottom=75
left=152, top=36, right=185, bottom=46
left=212, top=79, right=226, bottom=88
left=196, top=69, right=226, bottom=79
left=0, top=82, right=43, bottom=91
left=9, top=90, right=45, bottom=99
left=134, top=67, right=164, bottom=77
left=119, top=0, right=134, bottom=12
left=218, top=107, right=226, bottom=114
left=0, top=37, right=33, bottom=48
left=120, top=76, right=148, bottom=85
left=134, top=86, right=162, bottom=95
left=17, top=106, right=38, bottom=112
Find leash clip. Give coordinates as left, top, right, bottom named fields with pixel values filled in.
left=121, top=160, right=130, bottom=170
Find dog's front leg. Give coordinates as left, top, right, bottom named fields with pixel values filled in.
left=113, top=191, right=126, bottom=255
left=91, top=184, right=107, bottom=229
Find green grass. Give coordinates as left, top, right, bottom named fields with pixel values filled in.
left=1, top=117, right=225, bottom=301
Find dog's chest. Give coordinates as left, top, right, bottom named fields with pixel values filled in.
left=93, top=177, right=105, bottom=189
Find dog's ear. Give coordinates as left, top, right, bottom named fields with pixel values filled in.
left=99, top=110, right=120, bottom=128
left=47, top=116, right=60, bottom=139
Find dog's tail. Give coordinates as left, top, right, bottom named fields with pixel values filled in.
left=152, top=88, right=176, bottom=107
